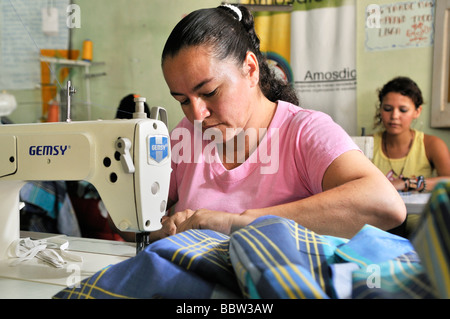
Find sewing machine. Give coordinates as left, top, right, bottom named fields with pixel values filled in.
left=0, top=83, right=171, bottom=259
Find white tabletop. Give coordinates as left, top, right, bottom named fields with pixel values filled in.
left=0, top=232, right=136, bottom=299
left=400, top=192, right=431, bottom=215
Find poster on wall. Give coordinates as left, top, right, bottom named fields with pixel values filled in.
left=291, top=0, right=357, bottom=135
left=365, top=0, right=435, bottom=52
left=253, top=10, right=293, bottom=85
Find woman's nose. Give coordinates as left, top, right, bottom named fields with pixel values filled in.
left=191, top=98, right=210, bottom=121
left=391, top=109, right=400, bottom=119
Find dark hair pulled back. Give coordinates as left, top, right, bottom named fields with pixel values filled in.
left=162, top=5, right=299, bottom=105
left=373, top=76, right=424, bottom=129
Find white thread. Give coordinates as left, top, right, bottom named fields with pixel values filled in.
left=8, top=237, right=83, bottom=268
left=221, top=4, right=242, bottom=21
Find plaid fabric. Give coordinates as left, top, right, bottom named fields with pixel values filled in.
left=229, top=217, right=335, bottom=299
left=411, top=181, right=450, bottom=298
left=351, top=251, right=436, bottom=298
left=54, top=214, right=438, bottom=299
left=20, top=181, right=80, bottom=236
left=20, top=181, right=66, bottom=220
left=55, top=229, right=240, bottom=299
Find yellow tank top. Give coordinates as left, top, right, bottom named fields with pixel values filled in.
left=372, top=130, right=434, bottom=178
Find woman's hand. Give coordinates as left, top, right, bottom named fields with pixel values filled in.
left=175, top=209, right=238, bottom=234
left=390, top=177, right=407, bottom=191
left=150, top=209, right=254, bottom=242
left=149, top=209, right=196, bottom=242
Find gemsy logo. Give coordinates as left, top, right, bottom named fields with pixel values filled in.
left=149, top=136, right=169, bottom=163
left=29, top=145, right=69, bottom=156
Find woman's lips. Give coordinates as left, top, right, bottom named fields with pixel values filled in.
left=202, top=123, right=220, bottom=130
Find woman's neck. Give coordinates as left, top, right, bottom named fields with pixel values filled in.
left=221, top=97, right=277, bottom=169
left=383, top=129, right=415, bottom=159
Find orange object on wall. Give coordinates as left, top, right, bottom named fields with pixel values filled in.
left=40, top=49, right=79, bottom=121
left=82, top=40, right=93, bottom=61
left=47, top=100, right=60, bottom=122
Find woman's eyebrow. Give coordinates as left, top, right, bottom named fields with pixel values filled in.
left=170, top=78, right=214, bottom=97
left=193, top=78, right=213, bottom=92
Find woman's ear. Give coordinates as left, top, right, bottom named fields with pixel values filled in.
left=243, top=51, right=259, bottom=87
left=414, top=105, right=423, bottom=119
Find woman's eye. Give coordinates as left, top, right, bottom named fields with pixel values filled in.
left=204, top=89, right=217, bottom=98
left=180, top=99, right=189, bottom=106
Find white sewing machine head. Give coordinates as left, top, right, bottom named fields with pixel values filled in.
left=0, top=94, right=171, bottom=259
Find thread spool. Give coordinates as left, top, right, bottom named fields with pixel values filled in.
left=82, top=39, right=93, bottom=61
left=47, top=100, right=59, bottom=122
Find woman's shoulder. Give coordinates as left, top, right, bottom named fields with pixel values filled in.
left=277, top=101, right=335, bottom=126
left=423, top=132, right=448, bottom=150
left=273, top=101, right=314, bottom=129
left=421, top=131, right=450, bottom=164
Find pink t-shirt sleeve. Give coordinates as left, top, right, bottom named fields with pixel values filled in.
left=289, top=109, right=358, bottom=194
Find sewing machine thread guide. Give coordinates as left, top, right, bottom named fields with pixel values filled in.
left=66, top=81, right=76, bottom=123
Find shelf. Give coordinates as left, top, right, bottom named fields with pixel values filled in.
left=40, top=56, right=104, bottom=67
left=40, top=57, right=106, bottom=120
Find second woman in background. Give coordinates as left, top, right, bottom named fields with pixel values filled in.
left=372, top=76, right=450, bottom=193
left=372, top=76, right=450, bottom=236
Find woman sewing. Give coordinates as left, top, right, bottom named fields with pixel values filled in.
left=372, top=76, right=450, bottom=193
left=150, top=4, right=406, bottom=242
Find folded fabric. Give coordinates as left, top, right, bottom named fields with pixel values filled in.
left=334, top=224, right=414, bottom=266
left=55, top=229, right=240, bottom=299
left=228, top=217, right=434, bottom=299
left=351, top=251, right=435, bottom=298
left=229, top=217, right=333, bottom=299
left=411, top=181, right=450, bottom=298
left=54, top=215, right=435, bottom=299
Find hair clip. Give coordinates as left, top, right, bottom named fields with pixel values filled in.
left=220, top=4, right=242, bottom=21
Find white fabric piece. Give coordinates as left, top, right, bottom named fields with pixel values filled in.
left=8, top=237, right=82, bottom=268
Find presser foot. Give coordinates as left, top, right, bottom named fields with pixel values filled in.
left=135, top=231, right=151, bottom=254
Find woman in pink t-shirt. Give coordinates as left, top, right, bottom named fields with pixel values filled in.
left=151, top=5, right=406, bottom=241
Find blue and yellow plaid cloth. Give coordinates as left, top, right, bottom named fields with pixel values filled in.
left=412, top=181, right=450, bottom=298
left=54, top=181, right=450, bottom=299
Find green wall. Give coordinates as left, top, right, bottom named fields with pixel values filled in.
left=69, top=0, right=222, bottom=130
left=8, top=0, right=221, bottom=130
left=7, top=0, right=450, bottom=148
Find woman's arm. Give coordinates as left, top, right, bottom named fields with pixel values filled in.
left=238, top=150, right=406, bottom=238
left=389, top=135, right=450, bottom=192
left=157, top=150, right=406, bottom=240
left=423, top=135, right=450, bottom=191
